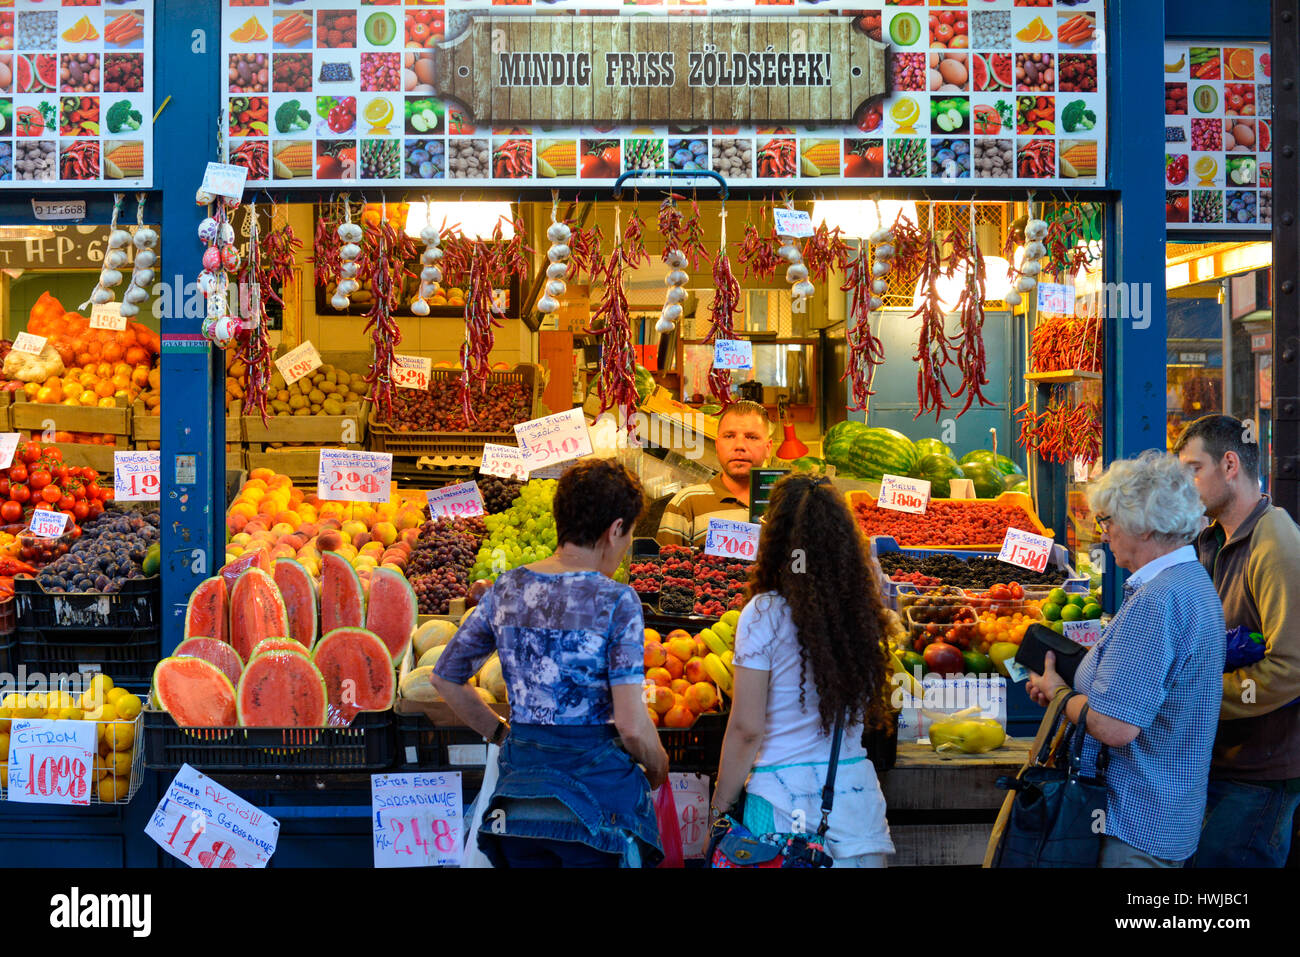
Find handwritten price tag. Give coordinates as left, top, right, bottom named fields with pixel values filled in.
left=514, top=407, right=593, bottom=470
left=1063, top=619, right=1103, bottom=649
left=11, top=332, right=47, bottom=356
left=712, top=339, right=753, bottom=371
left=29, top=509, right=69, bottom=539
left=317, top=449, right=393, bottom=503
left=89, top=302, right=127, bottom=332
left=371, top=771, right=463, bottom=868
left=1037, top=282, right=1077, bottom=316
left=878, top=474, right=930, bottom=514
left=6, top=718, right=96, bottom=806
left=998, top=527, right=1053, bottom=574
left=773, top=207, right=814, bottom=238
left=146, top=763, right=279, bottom=868
left=704, top=517, right=760, bottom=561
left=391, top=353, right=432, bottom=391
left=274, top=340, right=322, bottom=387
left=426, top=481, right=485, bottom=520
left=0, top=433, right=19, bottom=471
left=114, top=450, right=161, bottom=501
left=479, top=443, right=529, bottom=481
left=670, top=773, right=711, bottom=860
left=200, top=161, right=249, bottom=201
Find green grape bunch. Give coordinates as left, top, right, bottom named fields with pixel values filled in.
left=469, top=479, right=561, bottom=582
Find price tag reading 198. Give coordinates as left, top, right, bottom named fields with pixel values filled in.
left=274, top=341, right=322, bottom=387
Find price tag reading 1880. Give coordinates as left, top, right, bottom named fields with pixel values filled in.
left=877, top=474, right=930, bottom=514
left=114, top=450, right=161, bottom=501
left=317, top=448, right=393, bottom=504
left=704, top=518, right=761, bottom=561
left=514, top=408, right=592, bottom=470
left=998, top=527, right=1053, bottom=574
left=426, top=482, right=485, bottom=520
left=274, top=341, right=322, bottom=387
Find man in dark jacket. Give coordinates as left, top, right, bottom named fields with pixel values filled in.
left=1176, top=415, right=1300, bottom=866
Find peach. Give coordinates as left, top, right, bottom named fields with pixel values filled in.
left=663, top=655, right=684, bottom=681
left=274, top=510, right=301, bottom=530
left=227, top=512, right=249, bottom=533
left=400, top=527, right=421, bottom=547
left=664, top=700, right=695, bottom=729
left=647, top=685, right=674, bottom=715
left=318, top=517, right=342, bottom=531
left=666, top=636, right=696, bottom=663
left=670, top=678, right=691, bottom=697
left=297, top=522, right=318, bottom=539
left=645, top=667, right=672, bottom=688
left=285, top=533, right=308, bottom=551
left=644, top=642, right=668, bottom=669
left=226, top=545, right=244, bottom=558
left=665, top=629, right=692, bottom=643
left=361, top=541, right=385, bottom=557
left=231, top=532, right=252, bottom=546
left=271, top=544, right=296, bottom=561
left=351, top=531, right=372, bottom=549
left=647, top=707, right=662, bottom=727
left=317, top=530, right=343, bottom=552
left=684, top=682, right=717, bottom=714
left=341, top=520, right=367, bottom=540
left=644, top=628, right=661, bottom=645
left=372, top=521, right=398, bottom=546
left=684, top=658, right=709, bottom=684
left=337, top=544, right=358, bottom=562
left=394, top=507, right=422, bottom=531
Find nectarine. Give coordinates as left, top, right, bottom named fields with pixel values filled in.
left=644, top=642, right=668, bottom=669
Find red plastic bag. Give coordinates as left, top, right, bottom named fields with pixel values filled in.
left=654, top=784, right=684, bottom=869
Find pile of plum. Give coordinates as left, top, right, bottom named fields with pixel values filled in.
left=380, top=379, right=531, bottom=433
left=33, top=508, right=160, bottom=594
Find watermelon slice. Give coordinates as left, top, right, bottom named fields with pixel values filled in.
left=364, top=566, right=418, bottom=663
left=154, top=656, right=238, bottom=728
left=312, top=627, right=396, bottom=725
left=184, top=576, right=229, bottom=646
left=220, top=548, right=272, bottom=595
left=229, top=567, right=290, bottom=664
left=273, top=558, right=318, bottom=650
left=249, top=637, right=311, bottom=660
left=174, top=637, right=244, bottom=686
left=236, top=651, right=329, bottom=728
left=321, top=550, right=365, bottom=634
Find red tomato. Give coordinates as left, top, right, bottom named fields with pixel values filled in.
left=27, top=470, right=51, bottom=491
left=52, top=466, right=67, bottom=483
left=580, top=153, right=606, bottom=178
left=10, top=483, right=30, bottom=504
left=0, top=501, right=20, bottom=524
left=83, top=469, right=98, bottom=483
left=72, top=501, right=89, bottom=522
left=0, top=478, right=10, bottom=499
left=57, top=495, right=74, bottom=513
left=18, top=443, right=40, bottom=465
left=87, top=500, right=104, bottom=519
left=7, top=463, right=27, bottom=484
left=40, top=486, right=61, bottom=505
left=42, top=447, right=62, bottom=465
left=600, top=146, right=620, bottom=169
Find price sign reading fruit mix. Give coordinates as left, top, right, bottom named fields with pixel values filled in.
left=317, top=449, right=393, bottom=504
left=704, top=518, right=760, bottom=561
left=998, top=527, right=1053, bottom=574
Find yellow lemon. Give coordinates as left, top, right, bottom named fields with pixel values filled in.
left=0, top=731, right=9, bottom=759
left=109, top=749, right=133, bottom=776
left=90, top=674, right=115, bottom=698
left=58, top=707, right=83, bottom=721
left=363, top=97, right=393, bottom=127
left=114, top=693, right=142, bottom=721
left=0, top=706, right=10, bottom=733
left=97, top=775, right=128, bottom=803
left=106, top=687, right=127, bottom=705
left=107, top=721, right=134, bottom=752
left=890, top=97, right=920, bottom=130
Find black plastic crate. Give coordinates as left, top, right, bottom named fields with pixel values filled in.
left=658, top=712, right=726, bottom=773
left=143, top=708, right=396, bottom=772
left=14, top=575, right=160, bottom=631
left=16, top=626, right=159, bottom=687
left=396, top=713, right=493, bottom=770
left=0, top=630, right=16, bottom=675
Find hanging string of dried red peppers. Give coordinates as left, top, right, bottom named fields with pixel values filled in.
left=703, top=207, right=741, bottom=405
left=239, top=204, right=301, bottom=425
left=1015, top=390, right=1102, bottom=464
left=896, top=209, right=953, bottom=421
left=362, top=209, right=418, bottom=421
left=588, top=207, right=639, bottom=433
left=841, top=238, right=886, bottom=411
left=947, top=212, right=994, bottom=416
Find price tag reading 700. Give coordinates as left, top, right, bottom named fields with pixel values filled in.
left=704, top=518, right=761, bottom=561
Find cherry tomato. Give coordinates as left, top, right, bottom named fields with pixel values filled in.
left=0, top=501, right=20, bottom=524
left=10, top=483, right=30, bottom=504
left=28, top=470, right=51, bottom=492
left=57, top=495, right=74, bottom=513
left=18, top=443, right=40, bottom=465
left=87, top=500, right=104, bottom=519
left=40, top=486, right=61, bottom=505
left=600, top=146, right=620, bottom=170
left=8, top=464, right=27, bottom=484
left=72, top=501, right=89, bottom=522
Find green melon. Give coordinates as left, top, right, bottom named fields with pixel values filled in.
left=912, top=453, right=965, bottom=498
left=962, top=462, right=1007, bottom=498
left=959, top=449, right=999, bottom=471
left=914, top=437, right=954, bottom=460
left=994, top=454, right=1024, bottom=476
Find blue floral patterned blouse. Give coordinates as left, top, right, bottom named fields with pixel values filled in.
left=432, top=567, right=646, bottom=725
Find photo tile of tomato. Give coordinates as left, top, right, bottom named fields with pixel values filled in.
left=0, top=13, right=12, bottom=53
left=404, top=7, right=444, bottom=49
left=577, top=138, right=615, bottom=178
left=843, top=138, right=883, bottom=177
left=317, top=138, right=357, bottom=179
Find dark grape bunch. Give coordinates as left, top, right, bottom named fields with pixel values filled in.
left=477, top=474, right=524, bottom=514
left=408, top=516, right=488, bottom=614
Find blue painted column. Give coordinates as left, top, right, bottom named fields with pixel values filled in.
left=158, top=0, right=223, bottom=655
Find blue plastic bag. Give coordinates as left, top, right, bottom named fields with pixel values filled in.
left=1224, top=625, right=1266, bottom=671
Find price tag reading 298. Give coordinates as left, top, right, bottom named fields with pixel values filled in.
left=317, top=449, right=393, bottom=504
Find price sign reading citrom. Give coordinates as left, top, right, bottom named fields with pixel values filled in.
left=514, top=408, right=592, bottom=471
left=426, top=481, right=485, bottom=520
left=878, top=474, right=930, bottom=515
left=11, top=332, right=47, bottom=356
left=479, top=443, right=529, bottom=481
left=391, top=354, right=432, bottom=391
left=0, top=433, right=20, bottom=471
left=704, top=518, right=761, bottom=561
left=371, top=771, right=464, bottom=868
left=712, top=339, right=753, bottom=371
left=275, top=340, right=323, bottom=387
left=6, top=718, right=97, bottom=806
left=146, top=763, right=279, bottom=868
left=90, top=302, right=127, bottom=332
left=998, top=527, right=1053, bottom=574
left=114, top=450, right=161, bottom=501
left=29, top=509, right=69, bottom=539
left=317, top=449, right=393, bottom=504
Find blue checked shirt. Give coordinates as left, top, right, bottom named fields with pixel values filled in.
left=1072, top=547, right=1226, bottom=861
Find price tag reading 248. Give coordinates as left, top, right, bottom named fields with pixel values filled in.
left=704, top=518, right=761, bottom=561
left=878, top=474, right=930, bottom=515
left=317, top=449, right=393, bottom=504
left=998, top=527, right=1053, bottom=574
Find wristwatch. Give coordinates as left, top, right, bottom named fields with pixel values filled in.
left=486, top=719, right=509, bottom=746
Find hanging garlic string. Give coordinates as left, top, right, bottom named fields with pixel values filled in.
left=120, top=192, right=156, bottom=318
left=333, top=193, right=362, bottom=310
left=538, top=190, right=570, bottom=317
left=81, top=193, right=128, bottom=311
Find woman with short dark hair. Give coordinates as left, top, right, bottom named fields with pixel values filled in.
left=432, top=459, right=669, bottom=868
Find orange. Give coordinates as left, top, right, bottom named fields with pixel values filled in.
left=125, top=346, right=149, bottom=366
left=132, top=366, right=150, bottom=388
left=98, top=397, right=117, bottom=409
left=36, top=385, right=59, bottom=404
left=111, top=372, right=131, bottom=391
left=97, top=361, right=113, bottom=378
left=102, top=342, right=123, bottom=362
left=94, top=379, right=115, bottom=398
left=1227, top=48, right=1254, bottom=80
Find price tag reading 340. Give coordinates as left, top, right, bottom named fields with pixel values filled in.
left=514, top=408, right=592, bottom=470
left=704, top=518, right=761, bottom=561
left=426, top=482, right=485, bottom=520
left=29, top=509, right=70, bottom=539
left=317, top=449, right=392, bottom=503
left=391, top=354, right=432, bottom=391
left=114, top=450, right=161, bottom=501
left=998, top=527, right=1053, bottom=574
left=878, top=474, right=930, bottom=515
left=275, top=341, right=322, bottom=387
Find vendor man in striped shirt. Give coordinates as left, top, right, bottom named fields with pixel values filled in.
left=656, top=400, right=772, bottom=548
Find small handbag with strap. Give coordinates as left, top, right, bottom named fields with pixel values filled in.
left=707, top=714, right=844, bottom=869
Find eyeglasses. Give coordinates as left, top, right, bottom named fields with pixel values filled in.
left=1095, top=514, right=1112, bottom=534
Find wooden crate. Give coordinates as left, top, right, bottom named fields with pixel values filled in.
left=11, top=394, right=131, bottom=438
left=131, top=400, right=160, bottom=449
left=226, top=417, right=242, bottom=443
left=11, top=439, right=124, bottom=473
left=0, top=392, right=12, bottom=431
left=243, top=402, right=369, bottom=450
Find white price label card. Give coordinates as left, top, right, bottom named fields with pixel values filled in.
left=146, top=764, right=279, bottom=868
left=31, top=199, right=86, bottom=221
left=911, top=676, right=1008, bottom=735
left=29, top=509, right=69, bottom=539
left=275, top=341, right=323, bottom=387
left=878, top=474, right=930, bottom=514
left=114, top=450, right=161, bottom=501
left=6, top=718, right=97, bottom=806
left=1064, top=619, right=1104, bottom=649
left=200, top=161, right=249, bottom=201
left=479, top=443, right=529, bottom=481
left=669, top=773, right=712, bottom=860
left=0, top=433, right=20, bottom=471
left=391, top=353, right=432, bottom=391
left=712, top=339, right=753, bottom=370
left=1037, top=282, right=1077, bottom=316
left=998, top=527, right=1053, bottom=574
left=89, top=302, right=127, bottom=332
left=1073, top=457, right=1090, bottom=483
left=704, top=517, right=760, bottom=561
left=772, top=208, right=814, bottom=238
left=514, top=407, right=592, bottom=470
left=11, top=332, right=47, bottom=356
left=426, top=481, right=485, bottom=520
left=317, top=449, right=393, bottom=503
left=371, top=771, right=463, bottom=868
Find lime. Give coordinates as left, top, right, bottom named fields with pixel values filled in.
left=1067, top=594, right=1086, bottom=608
left=1048, top=588, right=1068, bottom=606
left=1042, top=602, right=1062, bottom=622
left=901, top=651, right=926, bottom=675
left=1083, top=603, right=1103, bottom=620
left=1060, top=604, right=1083, bottom=622
left=1051, top=620, right=1065, bottom=634
left=963, top=651, right=994, bottom=676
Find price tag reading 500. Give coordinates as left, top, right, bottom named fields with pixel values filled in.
left=317, top=449, right=393, bottom=504
left=514, top=408, right=593, bottom=470
left=704, top=518, right=761, bottom=561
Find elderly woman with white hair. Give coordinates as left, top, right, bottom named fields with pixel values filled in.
left=1027, top=451, right=1225, bottom=868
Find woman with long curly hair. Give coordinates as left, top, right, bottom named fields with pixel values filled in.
left=711, top=474, right=895, bottom=866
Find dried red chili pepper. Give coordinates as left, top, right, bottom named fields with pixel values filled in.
left=947, top=218, right=994, bottom=417
left=840, top=242, right=885, bottom=411
left=587, top=214, right=639, bottom=433
left=736, top=222, right=782, bottom=280
left=702, top=212, right=741, bottom=405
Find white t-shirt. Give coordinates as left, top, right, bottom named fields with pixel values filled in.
left=733, top=592, right=894, bottom=857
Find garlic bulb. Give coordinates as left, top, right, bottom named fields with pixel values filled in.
left=100, top=269, right=123, bottom=287
left=1004, top=290, right=1022, bottom=307
left=869, top=296, right=883, bottom=310
left=874, top=244, right=895, bottom=260
left=546, top=222, right=572, bottom=244
left=546, top=262, right=569, bottom=280
left=665, top=286, right=687, bottom=305
left=1021, top=261, right=1042, bottom=278
left=133, top=228, right=157, bottom=249
left=664, top=249, right=688, bottom=268
left=785, top=263, right=809, bottom=283
left=545, top=279, right=566, bottom=297
left=661, top=303, right=683, bottom=323
left=547, top=244, right=571, bottom=263
left=90, top=287, right=114, bottom=305
left=410, top=298, right=430, bottom=317
left=124, top=285, right=150, bottom=305
left=1024, top=219, right=1049, bottom=241
left=105, top=249, right=128, bottom=270
left=1015, top=276, right=1037, bottom=293
left=665, top=269, right=688, bottom=287
left=655, top=316, right=675, bottom=334
left=108, top=229, right=132, bottom=249
left=868, top=228, right=893, bottom=244
left=778, top=245, right=802, bottom=263
left=871, top=279, right=888, bottom=295
left=119, top=302, right=139, bottom=318
left=331, top=293, right=350, bottom=310
left=420, top=225, right=442, bottom=245
left=537, top=295, right=559, bottom=314
left=1024, top=242, right=1047, bottom=260
left=338, top=222, right=362, bottom=242
left=341, top=262, right=360, bottom=279
left=133, top=249, right=156, bottom=270
left=872, top=261, right=891, bottom=278
left=792, top=280, right=816, bottom=299
left=340, top=243, right=361, bottom=260
left=420, top=266, right=440, bottom=283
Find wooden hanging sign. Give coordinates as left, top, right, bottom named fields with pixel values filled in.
left=435, top=14, right=887, bottom=127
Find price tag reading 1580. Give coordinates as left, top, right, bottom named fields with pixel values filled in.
left=998, top=527, right=1053, bottom=574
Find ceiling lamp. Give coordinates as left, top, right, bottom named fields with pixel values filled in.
left=405, top=202, right=514, bottom=241
left=810, top=200, right=919, bottom=239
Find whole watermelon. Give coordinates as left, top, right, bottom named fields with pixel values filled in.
left=1003, top=473, right=1030, bottom=494
left=838, top=428, right=919, bottom=482
left=959, top=449, right=999, bottom=471
left=634, top=365, right=656, bottom=403
left=963, top=462, right=1007, bottom=498
left=823, top=421, right=871, bottom=474
left=912, top=453, right=965, bottom=498
left=914, top=437, right=954, bottom=460
left=994, top=454, right=1024, bottom=477
left=790, top=456, right=829, bottom=476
